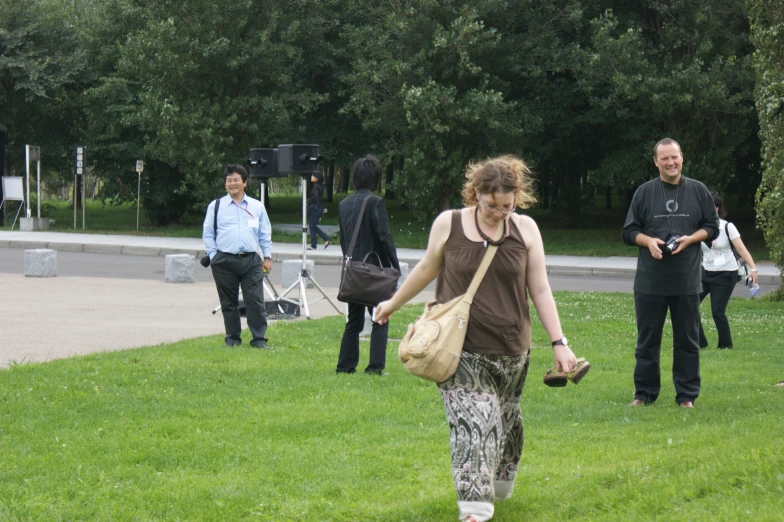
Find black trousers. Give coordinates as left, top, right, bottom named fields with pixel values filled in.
left=308, top=205, right=329, bottom=248
left=337, top=302, right=388, bottom=373
left=633, top=292, right=701, bottom=405
left=210, top=252, right=268, bottom=346
left=699, top=270, right=737, bottom=348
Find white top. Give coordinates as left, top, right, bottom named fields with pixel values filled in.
left=700, top=218, right=741, bottom=272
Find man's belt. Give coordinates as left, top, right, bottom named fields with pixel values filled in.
left=219, top=251, right=253, bottom=257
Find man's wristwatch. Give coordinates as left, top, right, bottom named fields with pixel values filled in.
left=552, top=336, right=568, bottom=347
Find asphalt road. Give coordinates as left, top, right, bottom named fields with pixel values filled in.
left=1, top=248, right=777, bottom=298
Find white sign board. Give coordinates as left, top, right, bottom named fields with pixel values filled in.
left=136, top=160, right=144, bottom=173
left=1, top=176, right=24, bottom=201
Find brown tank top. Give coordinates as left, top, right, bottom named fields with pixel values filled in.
left=435, top=210, right=531, bottom=356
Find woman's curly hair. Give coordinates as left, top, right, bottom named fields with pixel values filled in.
left=461, top=155, right=537, bottom=210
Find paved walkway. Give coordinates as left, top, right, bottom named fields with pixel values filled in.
left=0, top=230, right=780, bottom=368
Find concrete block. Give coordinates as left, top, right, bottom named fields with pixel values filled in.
left=397, top=262, right=409, bottom=289
left=164, top=254, right=195, bottom=283
left=282, top=259, right=314, bottom=289
left=19, top=217, right=50, bottom=231
left=24, top=249, right=57, bottom=277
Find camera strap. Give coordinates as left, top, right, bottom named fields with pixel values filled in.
left=213, top=198, right=221, bottom=240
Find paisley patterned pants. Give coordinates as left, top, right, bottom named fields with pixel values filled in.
left=438, top=350, right=530, bottom=520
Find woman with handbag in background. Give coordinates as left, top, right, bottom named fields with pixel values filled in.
left=698, top=193, right=759, bottom=349
left=336, top=155, right=400, bottom=375
left=374, top=155, right=584, bottom=522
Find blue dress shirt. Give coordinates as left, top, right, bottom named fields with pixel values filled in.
left=202, top=194, right=272, bottom=260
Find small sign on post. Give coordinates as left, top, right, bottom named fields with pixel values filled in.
left=73, top=146, right=86, bottom=230
left=136, top=160, right=144, bottom=231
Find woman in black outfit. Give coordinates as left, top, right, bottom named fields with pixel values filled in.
left=336, top=155, right=400, bottom=375
left=307, top=172, right=331, bottom=250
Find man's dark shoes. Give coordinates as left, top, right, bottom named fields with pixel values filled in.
left=335, top=368, right=356, bottom=374
left=364, top=368, right=383, bottom=376
left=225, top=340, right=242, bottom=348
left=679, top=401, right=695, bottom=408
left=250, top=340, right=270, bottom=349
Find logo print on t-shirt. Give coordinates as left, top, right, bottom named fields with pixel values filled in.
left=665, top=199, right=679, bottom=213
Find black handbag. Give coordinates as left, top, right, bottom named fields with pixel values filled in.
left=337, top=195, right=400, bottom=307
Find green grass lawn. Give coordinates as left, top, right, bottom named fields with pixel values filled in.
left=1, top=293, right=783, bottom=521
left=1, top=194, right=771, bottom=260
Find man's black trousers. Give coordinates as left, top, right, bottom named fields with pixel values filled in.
left=337, top=302, right=388, bottom=373
left=210, top=252, right=268, bottom=346
left=633, top=292, right=701, bottom=405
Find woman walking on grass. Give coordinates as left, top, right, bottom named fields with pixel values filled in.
left=698, top=193, right=759, bottom=349
left=374, top=155, right=587, bottom=522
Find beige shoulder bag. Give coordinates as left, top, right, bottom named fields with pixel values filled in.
left=398, top=219, right=503, bottom=382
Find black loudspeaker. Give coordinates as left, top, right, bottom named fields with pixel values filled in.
left=248, top=148, right=284, bottom=178
left=238, top=296, right=300, bottom=319
left=277, top=144, right=323, bottom=175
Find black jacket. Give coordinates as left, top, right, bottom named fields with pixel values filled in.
left=338, top=189, right=400, bottom=270
left=306, top=182, right=325, bottom=209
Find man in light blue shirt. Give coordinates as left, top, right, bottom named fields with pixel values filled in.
left=203, top=164, right=273, bottom=349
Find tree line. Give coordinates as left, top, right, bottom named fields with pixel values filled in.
left=1, top=0, right=781, bottom=278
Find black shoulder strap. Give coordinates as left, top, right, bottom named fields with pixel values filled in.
left=213, top=198, right=221, bottom=240
left=346, top=195, right=371, bottom=260
left=726, top=222, right=741, bottom=260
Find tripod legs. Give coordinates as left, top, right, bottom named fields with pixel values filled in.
left=280, top=266, right=342, bottom=319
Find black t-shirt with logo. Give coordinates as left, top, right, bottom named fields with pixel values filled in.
left=622, top=176, right=719, bottom=296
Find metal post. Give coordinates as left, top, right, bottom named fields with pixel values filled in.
left=25, top=146, right=30, bottom=218
left=82, top=172, right=85, bottom=230
left=73, top=173, right=76, bottom=230
left=36, top=160, right=41, bottom=219
left=136, top=171, right=141, bottom=232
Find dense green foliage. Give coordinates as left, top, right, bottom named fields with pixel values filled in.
left=748, top=0, right=784, bottom=298
left=0, top=0, right=776, bottom=272
left=1, top=294, right=783, bottom=520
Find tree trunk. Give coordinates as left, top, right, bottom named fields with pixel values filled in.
left=540, top=175, right=551, bottom=210
left=605, top=186, right=612, bottom=210
left=325, top=161, right=334, bottom=202
left=623, top=187, right=634, bottom=213
left=385, top=161, right=395, bottom=200
left=563, top=173, right=581, bottom=228
left=339, top=166, right=350, bottom=193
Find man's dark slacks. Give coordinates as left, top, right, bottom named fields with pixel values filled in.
left=633, top=292, right=701, bottom=405
left=337, top=302, right=388, bottom=373
left=210, top=252, right=268, bottom=346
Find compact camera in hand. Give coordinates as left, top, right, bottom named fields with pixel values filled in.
left=200, top=255, right=211, bottom=268
left=663, top=234, right=682, bottom=255
left=744, top=275, right=754, bottom=287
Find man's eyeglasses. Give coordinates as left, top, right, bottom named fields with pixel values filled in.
left=478, top=194, right=516, bottom=215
